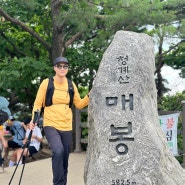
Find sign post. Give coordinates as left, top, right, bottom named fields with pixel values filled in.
left=181, top=100, right=185, bottom=167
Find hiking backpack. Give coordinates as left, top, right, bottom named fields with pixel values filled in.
left=45, top=77, right=74, bottom=108
left=0, top=110, right=8, bottom=125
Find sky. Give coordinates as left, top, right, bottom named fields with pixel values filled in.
left=161, top=65, right=185, bottom=95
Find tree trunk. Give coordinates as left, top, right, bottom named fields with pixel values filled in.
left=50, top=0, right=66, bottom=63
left=156, top=69, right=163, bottom=102
left=155, top=37, right=164, bottom=101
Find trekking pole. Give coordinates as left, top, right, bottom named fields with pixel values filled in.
left=8, top=110, right=40, bottom=185
left=18, top=151, right=28, bottom=185
left=8, top=142, right=29, bottom=185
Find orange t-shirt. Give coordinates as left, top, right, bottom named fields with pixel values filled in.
left=32, top=77, right=89, bottom=131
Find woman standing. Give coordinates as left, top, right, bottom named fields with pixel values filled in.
left=31, top=56, right=90, bottom=185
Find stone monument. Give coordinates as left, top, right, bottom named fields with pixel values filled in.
left=84, top=31, right=185, bottom=185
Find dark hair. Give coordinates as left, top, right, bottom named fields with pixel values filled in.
left=24, top=117, right=31, bottom=125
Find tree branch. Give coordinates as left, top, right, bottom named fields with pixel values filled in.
left=94, top=14, right=107, bottom=20
left=65, top=31, right=83, bottom=47
left=0, top=7, right=51, bottom=52
left=0, top=31, right=26, bottom=56
left=154, top=39, right=185, bottom=74
left=51, top=0, right=62, bottom=8
left=155, top=39, right=185, bottom=59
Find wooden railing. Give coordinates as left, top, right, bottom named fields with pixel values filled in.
left=73, top=107, right=88, bottom=152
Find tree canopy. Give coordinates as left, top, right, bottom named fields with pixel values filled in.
left=0, top=0, right=185, bottom=115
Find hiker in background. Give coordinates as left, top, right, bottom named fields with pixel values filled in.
left=0, top=96, right=11, bottom=173
left=30, top=56, right=90, bottom=185
left=3, top=116, right=26, bottom=161
left=9, top=120, right=42, bottom=167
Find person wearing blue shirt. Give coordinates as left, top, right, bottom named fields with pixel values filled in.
left=3, top=116, right=26, bottom=160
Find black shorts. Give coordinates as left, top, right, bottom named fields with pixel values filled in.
left=28, top=146, right=38, bottom=157
left=8, top=140, right=22, bottom=149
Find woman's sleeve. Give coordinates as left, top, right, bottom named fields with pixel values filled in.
left=73, top=82, right=89, bottom=109
left=32, top=79, right=48, bottom=115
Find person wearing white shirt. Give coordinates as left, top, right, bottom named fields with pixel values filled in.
left=9, top=123, right=43, bottom=167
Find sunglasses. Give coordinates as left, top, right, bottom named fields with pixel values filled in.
left=55, top=64, right=69, bottom=69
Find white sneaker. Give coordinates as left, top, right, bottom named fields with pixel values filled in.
left=0, top=166, right=4, bottom=174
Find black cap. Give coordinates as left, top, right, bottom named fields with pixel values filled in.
left=53, top=57, right=69, bottom=66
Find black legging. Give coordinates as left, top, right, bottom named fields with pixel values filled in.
left=44, top=126, right=72, bottom=185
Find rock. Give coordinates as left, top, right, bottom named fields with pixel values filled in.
left=84, top=31, right=185, bottom=185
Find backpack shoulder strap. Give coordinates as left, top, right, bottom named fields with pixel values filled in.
left=67, top=79, right=74, bottom=108
left=45, top=77, right=54, bottom=107
left=44, top=77, right=74, bottom=108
